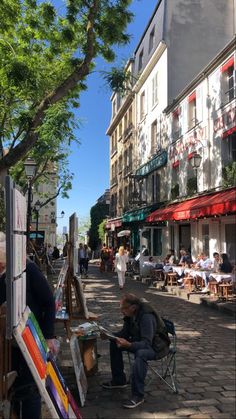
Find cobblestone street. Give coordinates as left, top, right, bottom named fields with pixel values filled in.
left=52, top=263, right=236, bottom=419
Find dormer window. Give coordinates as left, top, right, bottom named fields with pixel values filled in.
left=149, top=27, right=155, bottom=53
left=138, top=49, right=143, bottom=72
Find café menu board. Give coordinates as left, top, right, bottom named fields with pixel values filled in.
left=14, top=307, right=82, bottom=419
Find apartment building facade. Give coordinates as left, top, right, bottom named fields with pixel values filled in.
left=146, top=40, right=236, bottom=263
left=106, top=0, right=236, bottom=259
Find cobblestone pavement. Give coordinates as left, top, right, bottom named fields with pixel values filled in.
left=48, top=263, right=236, bottom=419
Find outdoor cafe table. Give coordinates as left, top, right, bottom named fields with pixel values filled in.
left=209, top=272, right=233, bottom=283
left=163, top=265, right=185, bottom=276
left=188, top=269, right=213, bottom=281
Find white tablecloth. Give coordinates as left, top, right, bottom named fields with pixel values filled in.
left=189, top=270, right=212, bottom=281
left=172, top=266, right=186, bottom=276
left=209, top=273, right=233, bottom=283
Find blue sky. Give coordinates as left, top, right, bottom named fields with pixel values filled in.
left=57, top=0, right=158, bottom=232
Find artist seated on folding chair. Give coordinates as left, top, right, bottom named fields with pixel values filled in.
left=101, top=293, right=170, bottom=409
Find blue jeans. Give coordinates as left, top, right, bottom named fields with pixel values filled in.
left=109, top=340, right=156, bottom=398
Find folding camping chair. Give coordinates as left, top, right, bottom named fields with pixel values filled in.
left=127, top=318, right=178, bottom=394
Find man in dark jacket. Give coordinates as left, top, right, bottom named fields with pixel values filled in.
left=0, top=232, right=56, bottom=419
left=102, top=293, right=170, bottom=409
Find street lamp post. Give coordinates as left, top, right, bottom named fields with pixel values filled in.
left=190, top=152, right=202, bottom=192
left=24, top=158, right=36, bottom=246
left=50, top=210, right=65, bottom=224
left=34, top=200, right=41, bottom=242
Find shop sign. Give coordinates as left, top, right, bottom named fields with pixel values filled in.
left=169, top=125, right=207, bottom=160
left=135, top=151, right=167, bottom=177
left=213, top=105, right=236, bottom=134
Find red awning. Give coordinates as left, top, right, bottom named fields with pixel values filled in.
left=188, top=91, right=196, bottom=102
left=146, top=188, right=236, bottom=222
left=221, top=56, right=234, bottom=73
left=222, top=126, right=236, bottom=139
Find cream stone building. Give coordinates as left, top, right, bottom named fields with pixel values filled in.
left=106, top=0, right=236, bottom=260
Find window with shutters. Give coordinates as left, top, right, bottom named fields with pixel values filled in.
left=171, top=164, right=180, bottom=199
left=140, top=90, right=145, bottom=120
left=172, top=107, right=182, bottom=140
left=222, top=133, right=236, bottom=187
left=188, top=91, right=197, bottom=130
left=152, top=72, right=158, bottom=108
left=151, top=120, right=157, bottom=155
left=221, top=57, right=235, bottom=105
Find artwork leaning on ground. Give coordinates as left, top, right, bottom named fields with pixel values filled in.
left=14, top=306, right=82, bottom=419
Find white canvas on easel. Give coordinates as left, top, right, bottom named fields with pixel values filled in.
left=69, top=334, right=88, bottom=407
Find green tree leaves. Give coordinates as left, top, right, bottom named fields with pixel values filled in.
left=0, top=0, right=133, bottom=177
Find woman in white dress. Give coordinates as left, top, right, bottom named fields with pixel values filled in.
left=115, top=246, right=129, bottom=290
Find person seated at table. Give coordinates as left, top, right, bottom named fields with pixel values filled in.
left=164, top=249, right=177, bottom=266
left=179, top=249, right=193, bottom=267
left=219, top=253, right=233, bottom=273
left=195, top=253, right=212, bottom=270
left=211, top=252, right=220, bottom=272
left=142, top=257, right=161, bottom=277
left=143, top=257, right=157, bottom=268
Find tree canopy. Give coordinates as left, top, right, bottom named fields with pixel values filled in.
left=0, top=0, right=133, bottom=179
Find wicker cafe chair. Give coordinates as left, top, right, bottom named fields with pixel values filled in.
left=127, top=318, right=178, bottom=394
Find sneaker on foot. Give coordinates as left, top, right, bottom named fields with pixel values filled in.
left=102, top=381, right=128, bottom=389
left=123, top=396, right=144, bottom=409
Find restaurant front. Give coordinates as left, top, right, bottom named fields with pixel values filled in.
left=146, top=188, right=236, bottom=263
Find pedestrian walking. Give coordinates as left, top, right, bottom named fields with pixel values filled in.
left=84, top=244, right=90, bottom=277
left=114, top=246, right=129, bottom=290
left=100, top=243, right=110, bottom=272
left=78, top=243, right=86, bottom=275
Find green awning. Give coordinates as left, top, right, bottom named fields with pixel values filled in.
left=122, top=205, right=158, bottom=223
left=135, top=150, right=167, bottom=177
